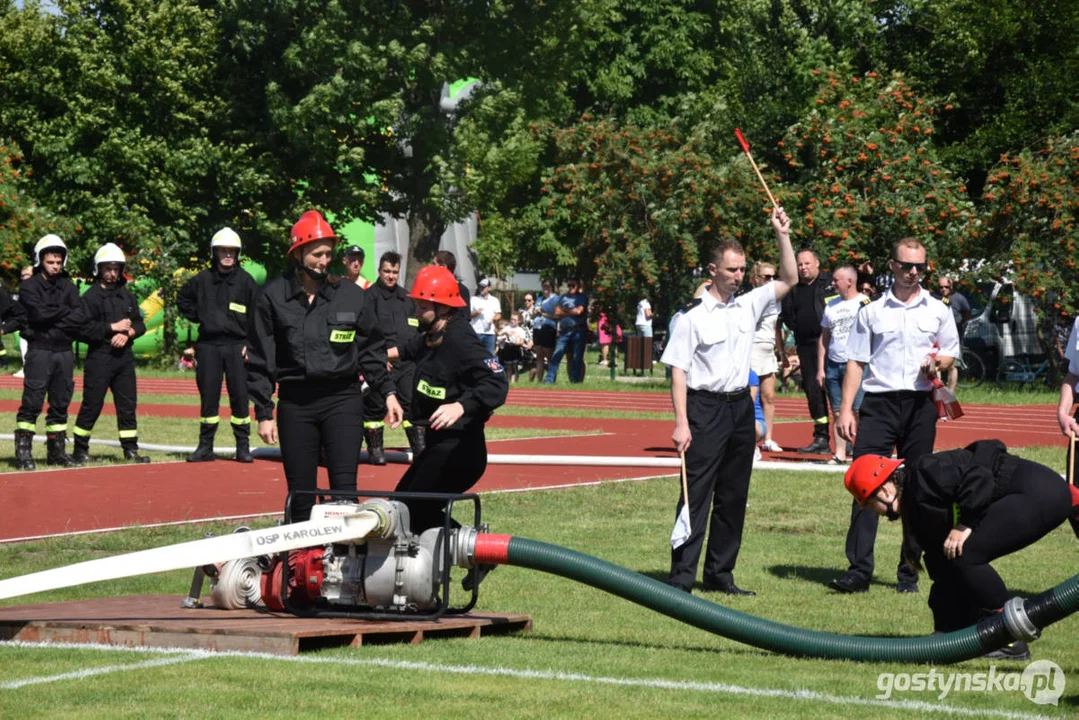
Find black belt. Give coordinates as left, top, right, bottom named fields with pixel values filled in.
left=688, top=387, right=750, bottom=402
left=868, top=390, right=931, bottom=399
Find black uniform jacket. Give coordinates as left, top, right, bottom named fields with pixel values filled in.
left=398, top=316, right=509, bottom=431
left=780, top=270, right=834, bottom=345
left=246, top=272, right=395, bottom=422
left=368, top=281, right=419, bottom=350
left=18, top=270, right=83, bottom=350
left=75, top=281, right=147, bottom=358
left=0, top=287, right=26, bottom=336
left=905, top=440, right=1017, bottom=541
left=177, top=266, right=258, bottom=344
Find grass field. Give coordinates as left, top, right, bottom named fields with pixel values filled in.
left=1, top=445, right=1077, bottom=718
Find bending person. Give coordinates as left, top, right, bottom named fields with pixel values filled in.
left=247, top=211, right=402, bottom=523
left=394, top=266, right=508, bottom=539
left=844, top=440, right=1079, bottom=660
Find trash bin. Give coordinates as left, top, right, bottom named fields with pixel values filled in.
left=624, top=336, right=654, bottom=374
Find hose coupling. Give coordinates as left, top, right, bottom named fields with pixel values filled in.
left=1002, top=597, right=1041, bottom=642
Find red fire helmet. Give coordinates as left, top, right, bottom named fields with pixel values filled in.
left=409, top=265, right=466, bottom=307
left=844, top=455, right=904, bottom=505
left=288, top=211, right=337, bottom=257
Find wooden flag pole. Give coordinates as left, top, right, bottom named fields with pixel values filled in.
left=1069, top=431, right=1076, bottom=485
left=680, top=451, right=690, bottom=510
left=734, top=128, right=778, bottom=208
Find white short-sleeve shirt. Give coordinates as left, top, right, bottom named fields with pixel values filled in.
left=821, top=293, right=869, bottom=363
left=636, top=298, right=652, bottom=328
left=470, top=294, right=501, bottom=336
left=1065, top=318, right=1079, bottom=379
left=661, top=284, right=777, bottom=392
left=846, top=287, right=961, bottom=393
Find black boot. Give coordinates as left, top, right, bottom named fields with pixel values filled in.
left=233, top=422, right=254, bottom=463
left=364, top=427, right=386, bottom=465
left=798, top=434, right=831, bottom=455
left=71, top=433, right=91, bottom=465
left=405, top=425, right=425, bottom=456
left=14, top=429, right=36, bottom=471
left=46, top=431, right=79, bottom=467
left=186, top=423, right=217, bottom=462
left=121, top=440, right=151, bottom=464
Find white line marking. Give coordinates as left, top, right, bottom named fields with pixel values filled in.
left=0, top=641, right=1055, bottom=719
left=0, top=653, right=205, bottom=689
left=0, top=512, right=282, bottom=545
left=488, top=432, right=609, bottom=444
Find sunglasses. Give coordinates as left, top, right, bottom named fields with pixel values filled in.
left=938, top=284, right=951, bottom=290
left=892, top=259, right=928, bottom=274
left=759, top=274, right=775, bottom=281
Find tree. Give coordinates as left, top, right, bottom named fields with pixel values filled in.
left=781, top=71, right=976, bottom=272
left=0, top=141, right=75, bottom=276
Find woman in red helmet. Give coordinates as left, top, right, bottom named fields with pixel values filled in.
left=845, top=441, right=1079, bottom=659
left=246, top=210, right=403, bottom=523
left=394, top=265, right=509, bottom=539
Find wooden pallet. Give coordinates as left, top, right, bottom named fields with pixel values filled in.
left=0, top=595, right=531, bottom=655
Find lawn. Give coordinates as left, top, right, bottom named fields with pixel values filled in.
left=1, top=447, right=1076, bottom=718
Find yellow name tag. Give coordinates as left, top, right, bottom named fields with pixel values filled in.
left=408, top=317, right=419, bottom=327
left=228, top=302, right=247, bottom=314
left=329, top=329, right=355, bottom=343
left=417, top=379, right=446, bottom=399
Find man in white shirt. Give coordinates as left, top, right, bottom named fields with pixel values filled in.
left=635, top=297, right=653, bottom=337
left=831, top=238, right=960, bottom=594
left=470, top=278, right=501, bottom=354
left=661, top=207, right=796, bottom=596
left=816, top=265, right=868, bottom=463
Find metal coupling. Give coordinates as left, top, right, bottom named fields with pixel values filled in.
left=1002, top=596, right=1041, bottom=642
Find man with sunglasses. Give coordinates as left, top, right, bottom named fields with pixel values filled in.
left=830, top=238, right=960, bottom=595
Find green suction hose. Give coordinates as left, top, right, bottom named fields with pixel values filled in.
left=474, top=534, right=1079, bottom=663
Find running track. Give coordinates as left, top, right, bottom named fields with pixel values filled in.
left=0, top=379, right=1066, bottom=541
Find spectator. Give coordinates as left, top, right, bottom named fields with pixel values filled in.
left=597, top=311, right=621, bottom=366
left=469, top=278, right=502, bottom=354
left=816, top=265, right=868, bottom=464
left=933, top=276, right=972, bottom=392
left=780, top=249, right=834, bottom=455
left=496, top=313, right=531, bottom=383
left=780, top=346, right=802, bottom=390
left=532, top=280, right=558, bottom=382
left=749, top=370, right=766, bottom=461
left=519, top=292, right=538, bottom=330
left=544, top=277, right=588, bottom=384
left=13, top=265, right=32, bottom=379
left=749, top=261, right=782, bottom=453
left=178, top=344, right=196, bottom=371
left=636, top=296, right=653, bottom=337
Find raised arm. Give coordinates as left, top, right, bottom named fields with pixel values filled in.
left=767, top=207, right=797, bottom=303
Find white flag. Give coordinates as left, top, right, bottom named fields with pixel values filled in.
left=670, top=504, right=692, bottom=550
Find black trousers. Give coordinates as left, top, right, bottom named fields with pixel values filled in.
left=923, top=458, right=1071, bottom=632
left=17, top=347, right=74, bottom=431
left=278, top=382, right=364, bottom=523
left=75, top=353, right=138, bottom=439
left=669, top=390, right=755, bottom=590
left=846, top=391, right=936, bottom=583
left=195, top=341, right=249, bottom=425
left=797, top=342, right=830, bottom=439
left=363, top=360, right=414, bottom=427
left=394, top=423, right=488, bottom=534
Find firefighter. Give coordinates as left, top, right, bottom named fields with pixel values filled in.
left=394, top=265, right=508, bottom=537
left=15, top=235, right=83, bottom=469
left=844, top=441, right=1079, bottom=660
left=0, top=279, right=26, bottom=395
left=362, top=251, right=422, bottom=464
left=71, top=243, right=149, bottom=464
left=177, top=227, right=259, bottom=463
left=246, top=210, right=402, bottom=523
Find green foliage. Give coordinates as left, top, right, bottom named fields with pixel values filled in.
left=782, top=71, right=975, bottom=271
left=0, top=141, right=75, bottom=278
left=981, top=133, right=1079, bottom=318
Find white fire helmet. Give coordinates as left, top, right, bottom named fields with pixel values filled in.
left=33, top=234, right=68, bottom=267
left=94, top=243, right=126, bottom=271
left=211, top=227, right=242, bottom=253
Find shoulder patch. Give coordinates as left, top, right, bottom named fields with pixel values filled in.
left=860, top=296, right=872, bottom=306
left=683, top=297, right=703, bottom=312
left=484, top=357, right=505, bottom=374
left=823, top=293, right=840, bottom=304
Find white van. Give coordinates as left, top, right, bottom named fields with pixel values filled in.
left=962, top=282, right=1041, bottom=372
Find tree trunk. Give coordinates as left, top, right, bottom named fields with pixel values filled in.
left=405, top=207, right=446, bottom=289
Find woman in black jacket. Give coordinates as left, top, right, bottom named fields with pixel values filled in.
left=845, top=440, right=1079, bottom=658
left=394, top=265, right=509, bottom=536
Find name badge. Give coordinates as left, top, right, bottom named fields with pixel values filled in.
left=329, top=329, right=355, bottom=343
left=417, top=379, right=446, bottom=399
left=407, top=317, right=419, bottom=327
left=229, top=302, right=247, bottom=314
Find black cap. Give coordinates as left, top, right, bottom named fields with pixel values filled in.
left=343, top=245, right=364, bottom=259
